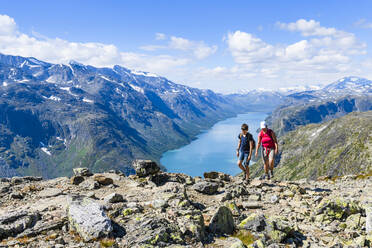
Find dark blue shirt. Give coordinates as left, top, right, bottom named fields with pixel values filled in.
left=238, top=133, right=253, bottom=152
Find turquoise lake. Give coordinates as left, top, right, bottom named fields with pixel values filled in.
left=160, top=112, right=268, bottom=177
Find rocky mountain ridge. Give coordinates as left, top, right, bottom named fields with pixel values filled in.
left=0, top=161, right=371, bottom=247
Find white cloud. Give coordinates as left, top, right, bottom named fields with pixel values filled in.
left=227, top=31, right=274, bottom=64
left=141, top=35, right=217, bottom=60
left=0, top=15, right=16, bottom=35
left=169, top=36, right=217, bottom=59
left=0, top=14, right=189, bottom=75
left=155, top=32, right=166, bottom=40
left=277, top=19, right=337, bottom=37
left=354, top=19, right=372, bottom=29
left=226, top=20, right=366, bottom=75
left=197, top=19, right=370, bottom=92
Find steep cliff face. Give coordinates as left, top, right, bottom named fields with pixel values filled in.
left=251, top=111, right=372, bottom=180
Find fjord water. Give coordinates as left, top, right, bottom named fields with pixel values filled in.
left=160, top=112, right=268, bottom=177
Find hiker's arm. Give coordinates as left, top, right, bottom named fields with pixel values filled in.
left=272, top=131, right=279, bottom=154
left=248, top=140, right=253, bottom=160
left=255, top=135, right=261, bottom=157
left=236, top=138, right=241, bottom=156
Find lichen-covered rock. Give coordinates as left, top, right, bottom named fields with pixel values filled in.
left=209, top=206, right=235, bottom=235
left=316, top=198, right=363, bottom=221
left=345, top=213, right=364, bottom=230
left=177, top=210, right=205, bottom=242
left=67, top=196, right=113, bottom=241
left=192, top=181, right=218, bottom=195
left=238, top=213, right=266, bottom=232
left=124, top=217, right=183, bottom=247
left=73, top=167, right=92, bottom=177
left=132, top=159, right=160, bottom=177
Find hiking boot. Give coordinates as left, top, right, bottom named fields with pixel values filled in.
left=261, top=174, right=270, bottom=180
left=269, top=170, right=274, bottom=178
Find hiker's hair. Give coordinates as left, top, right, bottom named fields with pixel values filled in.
left=241, top=123, right=248, bottom=130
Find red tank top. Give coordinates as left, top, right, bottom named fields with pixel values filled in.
left=259, top=129, right=275, bottom=148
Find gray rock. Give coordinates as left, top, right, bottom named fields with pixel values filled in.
left=22, top=176, right=43, bottom=181
left=132, top=159, right=160, bottom=177
left=271, top=195, right=279, bottom=204
left=67, top=196, right=113, bottom=241
left=38, top=188, right=63, bottom=198
left=73, top=167, right=92, bottom=177
left=103, top=193, right=125, bottom=204
left=204, top=171, right=219, bottom=179
left=70, top=176, right=85, bottom=185
left=238, top=213, right=266, bottom=232
left=0, top=185, right=9, bottom=193
left=248, top=194, right=261, bottom=201
left=93, top=174, right=113, bottom=185
left=151, top=199, right=168, bottom=209
left=10, top=177, right=24, bottom=185
left=19, top=219, right=65, bottom=238
left=80, top=179, right=100, bottom=190
left=192, top=181, right=219, bottom=195
left=242, top=202, right=263, bottom=209
left=0, top=210, right=40, bottom=239
left=209, top=206, right=235, bottom=235
left=10, top=192, right=24, bottom=199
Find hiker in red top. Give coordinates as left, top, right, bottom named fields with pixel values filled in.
left=255, top=121, right=278, bottom=180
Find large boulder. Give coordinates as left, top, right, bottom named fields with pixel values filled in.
left=132, top=160, right=160, bottom=177
left=67, top=196, right=113, bottom=241
left=192, top=181, right=219, bottom=195
left=209, top=206, right=235, bottom=235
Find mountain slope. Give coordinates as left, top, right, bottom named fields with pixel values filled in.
left=0, top=53, right=256, bottom=178
left=250, top=111, right=372, bottom=180
left=267, top=95, right=372, bottom=136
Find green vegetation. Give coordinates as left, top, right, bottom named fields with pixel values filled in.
left=251, top=111, right=372, bottom=180
left=232, top=230, right=256, bottom=245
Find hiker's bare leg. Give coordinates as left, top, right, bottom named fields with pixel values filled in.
left=245, top=165, right=250, bottom=179
left=237, top=160, right=245, bottom=174
left=269, top=158, right=274, bottom=171
left=264, top=159, right=269, bottom=175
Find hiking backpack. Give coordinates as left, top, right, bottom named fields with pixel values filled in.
left=239, top=132, right=256, bottom=150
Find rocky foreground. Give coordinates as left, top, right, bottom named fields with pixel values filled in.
left=0, top=160, right=371, bottom=248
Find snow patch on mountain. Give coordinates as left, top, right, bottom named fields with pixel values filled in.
left=41, top=147, right=51, bottom=156
left=83, top=97, right=94, bottom=103
left=129, top=83, right=144, bottom=94
left=131, top=70, right=159, bottom=78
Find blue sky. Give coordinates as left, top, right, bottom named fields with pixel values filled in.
left=1, top=0, right=372, bottom=92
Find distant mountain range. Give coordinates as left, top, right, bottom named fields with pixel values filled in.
left=0, top=53, right=371, bottom=178
left=265, top=76, right=372, bottom=136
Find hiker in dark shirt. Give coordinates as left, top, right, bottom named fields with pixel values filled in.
left=236, top=123, right=254, bottom=182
